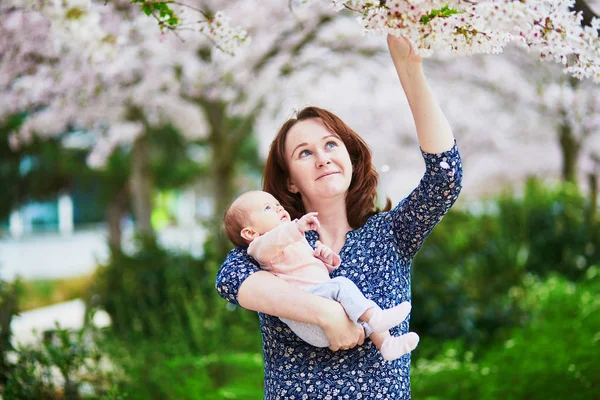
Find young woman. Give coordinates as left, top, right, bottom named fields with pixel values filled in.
left=216, top=35, right=463, bottom=399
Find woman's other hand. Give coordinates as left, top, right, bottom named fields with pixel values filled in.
left=318, top=301, right=365, bottom=351
left=387, top=33, right=422, bottom=64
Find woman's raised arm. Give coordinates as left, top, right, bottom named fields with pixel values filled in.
left=387, top=34, right=455, bottom=154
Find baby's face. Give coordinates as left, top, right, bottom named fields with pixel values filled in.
left=243, top=191, right=291, bottom=235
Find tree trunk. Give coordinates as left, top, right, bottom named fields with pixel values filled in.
left=130, top=133, right=154, bottom=238
left=196, top=98, right=263, bottom=259
left=106, top=186, right=129, bottom=251
left=588, top=172, right=598, bottom=222
left=558, top=119, right=580, bottom=184
left=205, top=102, right=235, bottom=258
left=212, top=150, right=236, bottom=258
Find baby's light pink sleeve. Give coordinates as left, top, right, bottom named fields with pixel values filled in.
left=248, top=222, right=303, bottom=265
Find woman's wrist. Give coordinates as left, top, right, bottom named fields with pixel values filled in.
left=394, top=60, right=424, bottom=82
left=315, top=298, right=344, bottom=329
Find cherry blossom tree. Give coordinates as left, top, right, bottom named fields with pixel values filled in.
left=129, top=0, right=600, bottom=82
left=1, top=0, right=386, bottom=254
left=432, top=45, right=600, bottom=191
left=2, top=0, right=598, bottom=249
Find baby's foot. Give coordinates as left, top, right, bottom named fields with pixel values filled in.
left=380, top=332, right=420, bottom=361
left=367, top=302, right=411, bottom=333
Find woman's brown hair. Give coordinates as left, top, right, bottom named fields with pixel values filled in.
left=263, top=106, right=391, bottom=228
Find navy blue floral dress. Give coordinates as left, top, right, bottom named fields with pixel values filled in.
left=216, top=142, right=462, bottom=399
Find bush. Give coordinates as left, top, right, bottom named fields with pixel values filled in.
left=4, top=323, right=118, bottom=400
left=18, top=276, right=94, bottom=311
left=92, top=238, right=260, bottom=356
left=100, top=340, right=264, bottom=400
left=0, top=279, right=20, bottom=387
left=412, top=178, right=600, bottom=346
left=412, top=269, right=600, bottom=400
left=91, top=237, right=263, bottom=399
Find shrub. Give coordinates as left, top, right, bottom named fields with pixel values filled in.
left=412, top=178, right=600, bottom=346
left=4, top=324, right=117, bottom=400
left=91, top=237, right=263, bottom=399
left=412, top=269, right=600, bottom=400
left=92, top=238, right=261, bottom=356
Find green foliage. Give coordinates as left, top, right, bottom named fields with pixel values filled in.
left=412, top=178, right=600, bottom=345
left=17, top=276, right=94, bottom=312
left=412, top=270, right=600, bottom=400
left=420, top=5, right=461, bottom=24
left=130, top=0, right=179, bottom=28
left=495, top=179, right=599, bottom=280
left=0, top=279, right=21, bottom=386
left=149, top=124, right=207, bottom=191
left=4, top=323, right=117, bottom=400
left=100, top=340, right=263, bottom=400
left=92, top=237, right=262, bottom=398
left=0, top=113, right=76, bottom=220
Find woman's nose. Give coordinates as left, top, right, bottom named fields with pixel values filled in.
left=315, top=151, right=331, bottom=167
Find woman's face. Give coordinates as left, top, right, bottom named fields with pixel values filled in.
left=284, top=118, right=353, bottom=202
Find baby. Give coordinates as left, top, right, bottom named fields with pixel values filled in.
left=224, top=190, right=419, bottom=361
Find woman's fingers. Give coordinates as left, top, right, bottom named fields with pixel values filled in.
left=320, top=302, right=365, bottom=351
left=326, top=322, right=365, bottom=351
left=386, top=33, right=422, bottom=63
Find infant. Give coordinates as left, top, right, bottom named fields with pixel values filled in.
left=224, top=190, right=419, bottom=360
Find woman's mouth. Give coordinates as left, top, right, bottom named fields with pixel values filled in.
left=317, top=171, right=339, bottom=180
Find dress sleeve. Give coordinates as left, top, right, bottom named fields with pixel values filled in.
left=391, top=140, right=463, bottom=259
left=215, top=247, right=261, bottom=306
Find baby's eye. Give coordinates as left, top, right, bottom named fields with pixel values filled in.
left=265, top=205, right=272, bottom=211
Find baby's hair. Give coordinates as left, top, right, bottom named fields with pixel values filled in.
left=223, top=202, right=251, bottom=248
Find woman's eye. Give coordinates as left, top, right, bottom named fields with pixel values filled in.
left=299, top=149, right=311, bottom=158
left=325, top=141, right=337, bottom=149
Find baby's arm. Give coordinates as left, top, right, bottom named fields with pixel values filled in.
left=296, top=212, right=320, bottom=233
left=314, top=240, right=341, bottom=272
left=248, top=221, right=304, bottom=264
left=249, top=212, right=321, bottom=264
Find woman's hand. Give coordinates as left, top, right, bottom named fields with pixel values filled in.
left=387, top=33, right=422, bottom=64
left=318, top=301, right=365, bottom=351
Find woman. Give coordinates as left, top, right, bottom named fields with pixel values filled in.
left=216, top=34, right=463, bottom=399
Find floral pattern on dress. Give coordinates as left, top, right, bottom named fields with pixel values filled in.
left=216, top=142, right=462, bottom=399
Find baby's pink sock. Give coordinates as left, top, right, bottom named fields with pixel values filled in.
left=380, top=332, right=420, bottom=361
left=367, top=302, right=411, bottom=333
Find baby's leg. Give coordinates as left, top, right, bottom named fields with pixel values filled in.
left=359, top=302, right=412, bottom=333
left=320, top=277, right=411, bottom=333
left=370, top=331, right=420, bottom=361
left=279, top=317, right=330, bottom=347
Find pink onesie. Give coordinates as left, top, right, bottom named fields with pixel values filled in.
left=247, top=221, right=339, bottom=289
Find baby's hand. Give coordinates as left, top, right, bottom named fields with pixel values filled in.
left=314, top=240, right=341, bottom=269
left=296, top=212, right=320, bottom=233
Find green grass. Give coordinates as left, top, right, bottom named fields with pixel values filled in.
left=17, top=275, right=93, bottom=311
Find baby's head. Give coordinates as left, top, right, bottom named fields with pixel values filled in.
left=224, top=190, right=291, bottom=247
